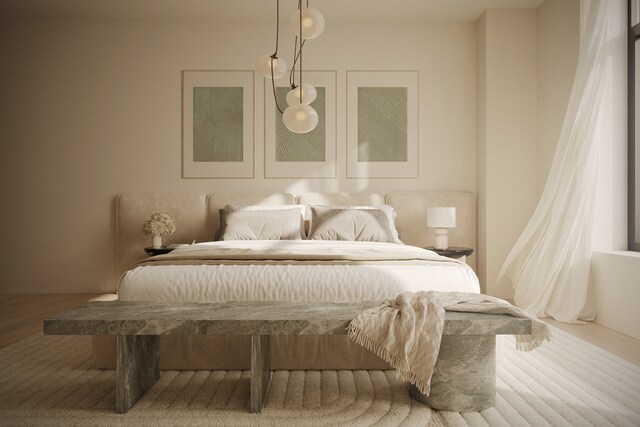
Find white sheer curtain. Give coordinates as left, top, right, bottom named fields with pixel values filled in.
left=497, top=0, right=608, bottom=324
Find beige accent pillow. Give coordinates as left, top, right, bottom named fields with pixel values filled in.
left=219, top=206, right=304, bottom=240
left=307, top=206, right=399, bottom=243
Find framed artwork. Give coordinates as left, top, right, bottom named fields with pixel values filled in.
left=182, top=70, right=254, bottom=178
left=346, top=70, right=419, bottom=178
left=264, top=71, right=337, bottom=178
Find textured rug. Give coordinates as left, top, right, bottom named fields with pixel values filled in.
left=0, top=326, right=638, bottom=426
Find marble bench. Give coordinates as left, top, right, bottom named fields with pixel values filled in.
left=44, top=301, right=531, bottom=414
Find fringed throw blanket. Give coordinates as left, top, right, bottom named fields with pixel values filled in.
left=347, top=291, right=552, bottom=395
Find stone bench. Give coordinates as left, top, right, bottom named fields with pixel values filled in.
left=44, top=300, right=531, bottom=414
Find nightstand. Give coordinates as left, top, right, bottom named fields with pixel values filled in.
left=424, top=246, right=474, bottom=262
left=144, top=247, right=175, bottom=256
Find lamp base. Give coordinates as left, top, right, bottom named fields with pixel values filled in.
left=434, top=229, right=449, bottom=250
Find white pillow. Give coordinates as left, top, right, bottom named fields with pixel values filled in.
left=307, top=205, right=402, bottom=243
left=219, top=205, right=305, bottom=240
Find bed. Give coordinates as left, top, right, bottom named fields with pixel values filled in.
left=93, top=192, right=478, bottom=370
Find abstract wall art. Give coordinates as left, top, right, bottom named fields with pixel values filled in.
left=182, top=70, right=254, bottom=178
left=264, top=71, right=337, bottom=178
left=346, top=70, right=419, bottom=178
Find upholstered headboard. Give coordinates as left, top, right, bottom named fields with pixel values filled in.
left=116, top=193, right=209, bottom=281
left=115, top=191, right=476, bottom=282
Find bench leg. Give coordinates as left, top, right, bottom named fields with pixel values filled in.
left=250, top=334, right=271, bottom=413
left=116, top=335, right=160, bottom=414
left=410, top=335, right=496, bottom=412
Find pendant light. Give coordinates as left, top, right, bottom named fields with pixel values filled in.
left=290, top=7, right=325, bottom=40
left=286, top=83, right=317, bottom=106
left=255, top=0, right=287, bottom=80
left=257, top=0, right=325, bottom=134
left=282, top=104, right=319, bottom=133
left=281, top=0, right=322, bottom=133
left=255, top=55, right=287, bottom=80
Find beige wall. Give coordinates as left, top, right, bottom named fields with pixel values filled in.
left=476, top=1, right=580, bottom=299
left=537, top=0, right=580, bottom=194
left=476, top=9, right=539, bottom=299
left=0, top=5, right=584, bottom=297
left=0, top=19, right=477, bottom=293
left=476, top=13, right=488, bottom=294
left=591, top=251, right=640, bottom=339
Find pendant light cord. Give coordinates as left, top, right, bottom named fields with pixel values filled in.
left=272, top=0, right=280, bottom=57
left=270, top=67, right=284, bottom=114
left=298, top=0, right=303, bottom=103
left=289, top=38, right=306, bottom=88
left=270, top=0, right=284, bottom=114
left=271, top=0, right=311, bottom=114
left=288, top=0, right=307, bottom=89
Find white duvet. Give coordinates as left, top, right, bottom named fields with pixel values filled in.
left=118, top=240, right=480, bottom=302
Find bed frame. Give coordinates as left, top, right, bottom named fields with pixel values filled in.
left=94, top=192, right=476, bottom=370
left=116, top=192, right=476, bottom=276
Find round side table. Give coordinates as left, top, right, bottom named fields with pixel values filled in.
left=144, top=247, right=175, bottom=256
left=424, top=246, right=474, bottom=260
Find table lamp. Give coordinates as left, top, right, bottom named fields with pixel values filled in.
left=427, top=207, right=457, bottom=250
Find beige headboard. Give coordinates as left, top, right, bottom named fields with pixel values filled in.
left=116, top=191, right=476, bottom=281
left=116, top=193, right=209, bottom=279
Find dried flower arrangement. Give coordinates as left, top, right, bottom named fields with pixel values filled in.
left=143, top=212, right=175, bottom=237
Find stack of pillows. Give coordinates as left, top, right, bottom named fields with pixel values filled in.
left=218, top=204, right=403, bottom=243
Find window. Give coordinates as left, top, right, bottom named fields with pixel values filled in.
left=630, top=0, right=640, bottom=251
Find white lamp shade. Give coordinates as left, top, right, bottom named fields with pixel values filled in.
left=286, top=83, right=317, bottom=106
left=427, top=207, right=457, bottom=228
left=291, top=7, right=325, bottom=39
left=282, top=103, right=319, bottom=133
left=255, top=55, right=287, bottom=79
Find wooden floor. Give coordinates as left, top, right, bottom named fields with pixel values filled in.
left=0, top=294, right=105, bottom=348
left=543, top=318, right=640, bottom=366
left=1, top=294, right=639, bottom=367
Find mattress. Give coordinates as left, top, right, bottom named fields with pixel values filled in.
left=118, top=240, right=480, bottom=301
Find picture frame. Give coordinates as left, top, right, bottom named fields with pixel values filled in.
left=182, top=70, right=254, bottom=179
left=346, top=70, right=419, bottom=178
left=264, top=70, right=337, bottom=179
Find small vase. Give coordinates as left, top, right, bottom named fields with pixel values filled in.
left=152, top=235, right=162, bottom=248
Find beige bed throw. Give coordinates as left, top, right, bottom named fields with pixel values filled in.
left=137, top=241, right=460, bottom=266
left=347, top=291, right=552, bottom=395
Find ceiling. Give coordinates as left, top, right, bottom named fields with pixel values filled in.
left=0, top=0, right=545, bottom=23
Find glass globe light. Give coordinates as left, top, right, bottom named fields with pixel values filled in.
left=255, top=55, right=287, bottom=79
left=291, top=8, right=325, bottom=40
left=286, top=83, right=317, bottom=106
left=282, top=103, right=318, bottom=133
